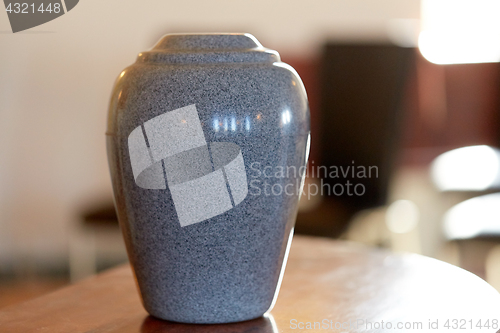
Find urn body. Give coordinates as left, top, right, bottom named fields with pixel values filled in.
left=106, top=33, right=310, bottom=323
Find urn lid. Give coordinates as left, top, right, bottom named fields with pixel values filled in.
left=137, top=33, right=280, bottom=64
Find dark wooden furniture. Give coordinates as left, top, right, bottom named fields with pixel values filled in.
left=1, top=236, right=499, bottom=332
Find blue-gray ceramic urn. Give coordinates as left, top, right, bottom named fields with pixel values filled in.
left=106, top=33, right=310, bottom=324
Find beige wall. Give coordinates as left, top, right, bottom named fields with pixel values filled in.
left=0, top=0, right=419, bottom=270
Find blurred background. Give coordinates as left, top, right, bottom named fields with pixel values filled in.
left=2, top=0, right=500, bottom=307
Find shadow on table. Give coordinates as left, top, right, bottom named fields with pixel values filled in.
left=140, top=314, right=278, bottom=333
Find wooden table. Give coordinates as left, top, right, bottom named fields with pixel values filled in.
left=1, top=236, right=500, bottom=332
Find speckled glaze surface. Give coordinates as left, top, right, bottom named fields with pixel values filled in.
left=106, top=33, right=310, bottom=324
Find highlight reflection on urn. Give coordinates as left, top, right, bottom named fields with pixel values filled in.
left=106, top=33, right=310, bottom=323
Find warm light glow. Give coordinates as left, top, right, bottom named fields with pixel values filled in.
left=386, top=200, right=420, bottom=234
left=430, top=145, right=500, bottom=191
left=444, top=193, right=500, bottom=239
left=419, top=0, right=500, bottom=64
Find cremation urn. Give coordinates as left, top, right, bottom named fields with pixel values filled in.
left=106, top=33, right=310, bottom=323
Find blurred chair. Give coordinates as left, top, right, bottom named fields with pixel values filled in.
left=68, top=202, right=126, bottom=282
left=431, top=145, right=500, bottom=192
left=431, top=145, right=500, bottom=278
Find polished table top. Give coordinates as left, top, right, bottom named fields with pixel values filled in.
left=1, top=235, right=500, bottom=332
